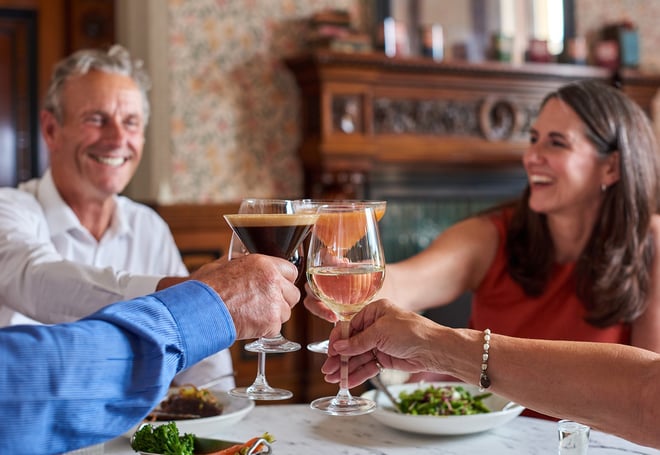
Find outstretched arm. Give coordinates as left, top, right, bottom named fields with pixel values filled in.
left=324, top=300, right=660, bottom=449
left=303, top=215, right=498, bottom=321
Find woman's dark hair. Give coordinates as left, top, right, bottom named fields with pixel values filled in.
left=507, top=79, right=660, bottom=326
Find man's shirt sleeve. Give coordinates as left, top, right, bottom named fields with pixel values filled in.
left=0, top=280, right=235, bottom=454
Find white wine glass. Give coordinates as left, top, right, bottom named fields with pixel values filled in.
left=294, top=199, right=387, bottom=354
left=306, top=204, right=385, bottom=415
left=225, top=198, right=318, bottom=400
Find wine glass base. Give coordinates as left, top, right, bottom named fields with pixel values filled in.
left=230, top=386, right=293, bottom=401
left=307, top=339, right=329, bottom=354
left=310, top=396, right=376, bottom=416
left=245, top=339, right=301, bottom=353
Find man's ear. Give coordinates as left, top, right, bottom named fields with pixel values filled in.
left=39, top=110, right=59, bottom=149
left=603, top=150, right=621, bottom=187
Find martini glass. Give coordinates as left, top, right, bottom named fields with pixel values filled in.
left=294, top=200, right=387, bottom=354
left=225, top=198, right=318, bottom=400
left=306, top=204, right=385, bottom=415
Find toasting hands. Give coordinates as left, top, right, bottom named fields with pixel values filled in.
left=321, top=299, right=447, bottom=388
left=190, top=254, right=300, bottom=340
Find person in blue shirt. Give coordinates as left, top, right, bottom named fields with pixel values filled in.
left=0, top=253, right=299, bottom=454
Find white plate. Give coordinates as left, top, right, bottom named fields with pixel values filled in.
left=123, top=391, right=254, bottom=438
left=361, top=381, right=524, bottom=435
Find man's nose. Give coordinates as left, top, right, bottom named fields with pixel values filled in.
left=103, top=118, right=127, bottom=144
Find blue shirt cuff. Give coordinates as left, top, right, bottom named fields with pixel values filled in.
left=153, top=280, right=237, bottom=369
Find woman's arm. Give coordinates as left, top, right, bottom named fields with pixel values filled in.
left=303, top=215, right=499, bottom=321
left=325, top=300, right=660, bottom=449
left=448, top=330, right=659, bottom=448
left=381, top=215, right=499, bottom=312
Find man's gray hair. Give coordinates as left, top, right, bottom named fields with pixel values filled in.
left=43, top=44, right=151, bottom=124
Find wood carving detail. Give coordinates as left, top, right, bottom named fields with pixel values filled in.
left=374, top=98, right=479, bottom=135
left=373, top=96, right=538, bottom=141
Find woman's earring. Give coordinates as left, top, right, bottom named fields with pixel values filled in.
left=601, top=183, right=607, bottom=192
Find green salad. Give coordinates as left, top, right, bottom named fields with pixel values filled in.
left=397, top=384, right=492, bottom=416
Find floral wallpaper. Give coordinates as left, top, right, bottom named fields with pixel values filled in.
left=167, top=0, right=361, bottom=202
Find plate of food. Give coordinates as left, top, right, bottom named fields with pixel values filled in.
left=130, top=422, right=273, bottom=455
left=361, top=381, right=524, bottom=435
left=124, top=385, right=255, bottom=438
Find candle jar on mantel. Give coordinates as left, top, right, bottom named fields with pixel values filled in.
left=602, top=21, right=639, bottom=68
left=421, top=24, right=444, bottom=61
left=490, top=33, right=514, bottom=62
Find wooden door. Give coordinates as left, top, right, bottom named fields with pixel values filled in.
left=0, top=8, right=38, bottom=187
left=0, top=0, right=112, bottom=187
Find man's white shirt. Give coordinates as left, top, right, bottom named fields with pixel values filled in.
left=0, top=169, right=235, bottom=390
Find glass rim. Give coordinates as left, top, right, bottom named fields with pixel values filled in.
left=294, top=198, right=386, bottom=205
left=314, top=204, right=378, bottom=213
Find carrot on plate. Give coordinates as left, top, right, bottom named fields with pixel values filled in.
left=204, top=433, right=274, bottom=455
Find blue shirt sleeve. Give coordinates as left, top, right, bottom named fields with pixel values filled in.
left=0, top=280, right=236, bottom=454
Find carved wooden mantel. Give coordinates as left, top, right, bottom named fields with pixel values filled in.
left=285, top=51, right=660, bottom=198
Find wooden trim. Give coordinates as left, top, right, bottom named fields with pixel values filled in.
left=155, top=203, right=240, bottom=231
left=286, top=50, right=611, bottom=80
left=154, top=203, right=240, bottom=271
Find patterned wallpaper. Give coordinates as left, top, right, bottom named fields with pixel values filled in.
left=166, top=0, right=360, bottom=203
left=163, top=0, right=660, bottom=204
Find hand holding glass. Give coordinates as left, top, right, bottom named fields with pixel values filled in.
left=224, top=198, right=318, bottom=400
left=306, top=205, right=386, bottom=415
left=293, top=199, right=387, bottom=354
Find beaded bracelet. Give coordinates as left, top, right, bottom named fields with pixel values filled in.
left=479, top=328, right=491, bottom=391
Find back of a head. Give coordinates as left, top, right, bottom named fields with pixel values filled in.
left=43, top=44, right=151, bottom=124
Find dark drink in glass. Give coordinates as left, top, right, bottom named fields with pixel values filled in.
left=226, top=213, right=318, bottom=259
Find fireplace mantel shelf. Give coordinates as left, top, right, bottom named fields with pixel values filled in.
left=287, top=50, right=616, bottom=79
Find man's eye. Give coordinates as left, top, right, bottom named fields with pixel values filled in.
left=529, top=135, right=538, bottom=144
left=85, top=114, right=104, bottom=125
left=124, top=117, right=141, bottom=129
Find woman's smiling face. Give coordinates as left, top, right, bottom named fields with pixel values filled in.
left=523, top=97, right=617, bottom=216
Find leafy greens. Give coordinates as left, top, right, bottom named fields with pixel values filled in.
left=131, top=422, right=194, bottom=455
left=397, top=384, right=491, bottom=416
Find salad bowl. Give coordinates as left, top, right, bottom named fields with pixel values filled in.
left=361, top=381, right=524, bottom=435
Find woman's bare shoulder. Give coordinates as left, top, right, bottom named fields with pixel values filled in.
left=444, top=213, right=500, bottom=240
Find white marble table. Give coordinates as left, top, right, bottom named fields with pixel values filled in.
left=104, top=404, right=658, bottom=454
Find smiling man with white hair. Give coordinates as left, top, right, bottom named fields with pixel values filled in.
left=0, top=45, right=234, bottom=391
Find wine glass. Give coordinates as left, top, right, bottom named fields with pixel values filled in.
left=224, top=198, right=318, bottom=400
left=294, top=199, right=387, bottom=354
left=306, top=204, right=386, bottom=415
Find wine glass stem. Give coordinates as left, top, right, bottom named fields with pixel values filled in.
left=337, top=320, right=352, bottom=401
left=250, top=352, right=270, bottom=389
